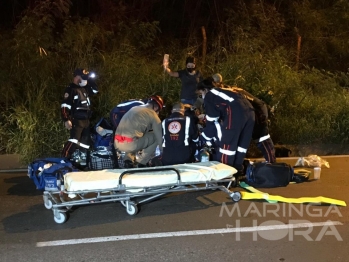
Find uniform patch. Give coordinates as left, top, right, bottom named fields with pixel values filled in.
left=64, top=93, right=69, bottom=98
left=168, top=121, right=181, bottom=134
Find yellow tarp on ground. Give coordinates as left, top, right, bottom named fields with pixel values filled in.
left=239, top=182, right=346, bottom=206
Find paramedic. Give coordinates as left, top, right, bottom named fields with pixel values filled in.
left=110, top=99, right=145, bottom=130
left=163, top=56, right=203, bottom=106
left=197, top=77, right=255, bottom=173
left=160, top=102, right=199, bottom=165
left=212, top=73, right=276, bottom=163
left=61, top=68, right=98, bottom=160
left=114, top=95, right=164, bottom=168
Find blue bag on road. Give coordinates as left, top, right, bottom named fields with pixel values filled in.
left=28, top=158, right=79, bottom=191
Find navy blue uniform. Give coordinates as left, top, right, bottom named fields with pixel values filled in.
left=230, top=87, right=276, bottom=163
left=61, top=80, right=98, bottom=158
left=110, top=99, right=144, bottom=130
left=161, top=112, right=199, bottom=165
left=200, top=87, right=255, bottom=172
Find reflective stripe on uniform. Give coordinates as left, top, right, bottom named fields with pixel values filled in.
left=68, top=139, right=90, bottom=149
left=206, top=115, right=219, bottom=122
left=184, top=116, right=190, bottom=146
left=74, top=95, right=78, bottom=100
left=117, top=101, right=144, bottom=107
left=219, top=148, right=236, bottom=155
left=192, top=137, right=199, bottom=142
left=162, top=120, right=166, bottom=147
left=61, top=103, right=71, bottom=109
left=237, top=147, right=247, bottom=153
left=201, top=132, right=212, bottom=141
left=210, top=89, right=234, bottom=102
left=254, top=134, right=270, bottom=143
left=214, top=122, right=222, bottom=140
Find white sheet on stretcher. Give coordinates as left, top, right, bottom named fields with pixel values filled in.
left=64, top=161, right=237, bottom=193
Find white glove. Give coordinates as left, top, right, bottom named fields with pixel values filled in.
left=64, top=120, right=72, bottom=130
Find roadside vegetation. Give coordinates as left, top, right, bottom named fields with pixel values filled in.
left=1, top=0, right=349, bottom=163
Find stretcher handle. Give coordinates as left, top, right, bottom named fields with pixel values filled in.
left=119, top=167, right=181, bottom=185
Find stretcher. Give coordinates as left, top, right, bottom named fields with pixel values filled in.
left=42, top=161, right=242, bottom=224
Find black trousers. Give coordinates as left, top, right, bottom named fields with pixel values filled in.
left=252, top=112, right=276, bottom=163
left=61, top=119, right=91, bottom=158
left=217, top=109, right=255, bottom=172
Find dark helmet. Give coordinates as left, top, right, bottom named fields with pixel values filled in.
left=148, top=95, right=164, bottom=111
left=185, top=56, right=196, bottom=65
left=196, top=77, right=215, bottom=91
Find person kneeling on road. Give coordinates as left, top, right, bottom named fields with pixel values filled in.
left=114, top=95, right=164, bottom=168
left=150, top=102, right=199, bottom=166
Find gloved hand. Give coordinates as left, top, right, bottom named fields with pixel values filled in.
left=64, top=120, right=72, bottom=130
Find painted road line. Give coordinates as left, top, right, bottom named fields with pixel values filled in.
left=36, top=221, right=342, bottom=247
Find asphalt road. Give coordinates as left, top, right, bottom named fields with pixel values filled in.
left=0, top=156, right=348, bottom=262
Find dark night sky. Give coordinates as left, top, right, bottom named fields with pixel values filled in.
left=0, top=0, right=23, bottom=28
left=0, top=0, right=219, bottom=42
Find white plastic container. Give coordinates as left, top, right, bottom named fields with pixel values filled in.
left=313, top=167, right=321, bottom=179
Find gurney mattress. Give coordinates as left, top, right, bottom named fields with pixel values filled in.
left=64, top=161, right=237, bottom=192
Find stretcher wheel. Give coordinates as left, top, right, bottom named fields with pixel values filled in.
left=230, top=191, right=242, bottom=202
left=126, top=202, right=138, bottom=216
left=44, top=199, right=53, bottom=210
left=53, top=212, right=67, bottom=224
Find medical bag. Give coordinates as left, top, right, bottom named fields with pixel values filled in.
left=91, top=118, right=114, bottom=149
left=28, top=157, right=79, bottom=191
left=245, top=161, right=294, bottom=188
left=88, top=146, right=116, bottom=170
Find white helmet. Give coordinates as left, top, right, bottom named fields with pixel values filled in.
left=212, top=73, right=223, bottom=83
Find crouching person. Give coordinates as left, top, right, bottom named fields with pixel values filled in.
left=114, top=95, right=164, bottom=168
left=197, top=77, right=255, bottom=173
left=153, top=102, right=199, bottom=166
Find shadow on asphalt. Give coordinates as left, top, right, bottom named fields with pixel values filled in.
left=4, top=175, right=42, bottom=196
left=1, top=190, right=233, bottom=233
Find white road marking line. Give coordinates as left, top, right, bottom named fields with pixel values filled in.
left=36, top=221, right=342, bottom=247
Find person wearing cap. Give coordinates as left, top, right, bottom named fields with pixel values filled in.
left=61, top=68, right=98, bottom=162
left=212, top=73, right=276, bottom=163
left=163, top=56, right=203, bottom=106
left=197, top=77, right=255, bottom=173
left=156, top=102, right=199, bottom=166
left=114, top=95, right=164, bottom=168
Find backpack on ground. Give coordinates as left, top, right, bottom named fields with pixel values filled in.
left=244, top=161, right=294, bottom=188
left=91, top=118, right=114, bottom=150
left=28, top=157, right=79, bottom=191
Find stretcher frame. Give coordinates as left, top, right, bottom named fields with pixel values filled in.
left=42, top=167, right=241, bottom=224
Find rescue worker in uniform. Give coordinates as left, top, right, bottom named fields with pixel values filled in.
left=212, top=73, right=276, bottom=163
left=197, top=77, right=255, bottom=173
left=160, top=102, right=199, bottom=165
left=110, top=99, right=145, bottom=130
left=114, top=95, right=164, bottom=168
left=61, top=68, right=98, bottom=160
